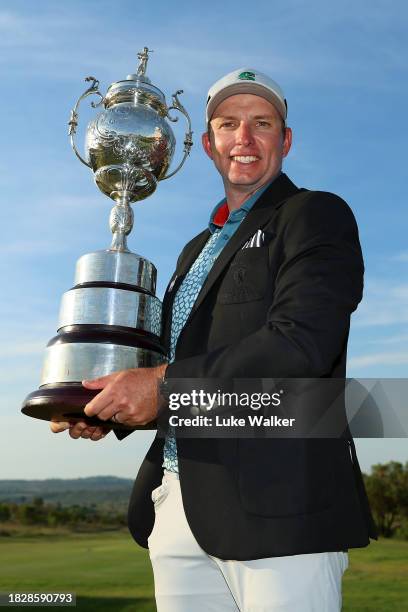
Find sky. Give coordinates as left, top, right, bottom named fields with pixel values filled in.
left=0, top=0, right=407, bottom=479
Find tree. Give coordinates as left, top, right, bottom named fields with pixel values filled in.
left=0, top=504, right=11, bottom=522
left=364, top=461, right=408, bottom=538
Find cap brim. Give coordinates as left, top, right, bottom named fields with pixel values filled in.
left=206, top=82, right=286, bottom=124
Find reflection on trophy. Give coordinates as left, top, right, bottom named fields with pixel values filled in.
left=22, top=47, right=193, bottom=429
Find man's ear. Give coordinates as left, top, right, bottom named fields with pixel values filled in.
left=282, top=127, right=292, bottom=158
left=202, top=131, right=214, bottom=160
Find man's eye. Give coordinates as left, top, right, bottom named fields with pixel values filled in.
left=219, top=122, right=235, bottom=128
left=256, top=121, right=271, bottom=127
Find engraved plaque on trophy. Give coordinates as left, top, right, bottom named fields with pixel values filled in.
left=22, top=47, right=193, bottom=429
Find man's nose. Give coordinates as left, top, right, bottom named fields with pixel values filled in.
left=236, top=121, right=254, bottom=146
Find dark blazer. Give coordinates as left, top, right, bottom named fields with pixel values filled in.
left=126, top=173, right=378, bottom=560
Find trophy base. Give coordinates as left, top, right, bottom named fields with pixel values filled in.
left=21, top=384, right=156, bottom=431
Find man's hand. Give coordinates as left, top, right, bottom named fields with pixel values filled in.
left=82, top=364, right=168, bottom=427
left=50, top=420, right=111, bottom=441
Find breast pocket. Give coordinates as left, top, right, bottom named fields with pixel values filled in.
left=218, top=247, right=270, bottom=304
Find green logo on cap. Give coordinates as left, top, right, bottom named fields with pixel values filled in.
left=238, top=71, right=256, bottom=81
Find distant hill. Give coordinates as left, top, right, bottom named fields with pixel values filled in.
left=0, top=476, right=133, bottom=509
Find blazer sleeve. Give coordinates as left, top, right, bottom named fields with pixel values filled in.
left=165, top=192, right=364, bottom=379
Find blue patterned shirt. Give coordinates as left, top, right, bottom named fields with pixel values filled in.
left=162, top=180, right=274, bottom=473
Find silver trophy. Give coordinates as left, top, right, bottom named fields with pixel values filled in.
left=22, top=48, right=193, bottom=429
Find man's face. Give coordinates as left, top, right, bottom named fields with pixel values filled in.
left=202, top=93, right=292, bottom=194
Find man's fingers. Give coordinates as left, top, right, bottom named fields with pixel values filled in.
left=69, top=422, right=90, bottom=439
left=90, top=427, right=110, bottom=441
left=79, top=427, right=96, bottom=439
left=50, top=419, right=110, bottom=440
left=84, top=389, right=114, bottom=418
left=50, top=421, right=71, bottom=433
left=93, top=400, right=117, bottom=422
left=82, top=372, right=118, bottom=390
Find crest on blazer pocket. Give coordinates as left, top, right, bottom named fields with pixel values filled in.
left=218, top=247, right=269, bottom=304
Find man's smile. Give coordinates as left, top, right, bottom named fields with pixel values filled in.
left=230, top=155, right=261, bottom=164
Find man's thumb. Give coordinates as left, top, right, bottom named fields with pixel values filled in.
left=82, top=376, right=110, bottom=389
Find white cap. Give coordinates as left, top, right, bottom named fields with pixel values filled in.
left=206, top=68, right=287, bottom=125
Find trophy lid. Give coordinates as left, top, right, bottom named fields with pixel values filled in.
left=104, top=47, right=167, bottom=115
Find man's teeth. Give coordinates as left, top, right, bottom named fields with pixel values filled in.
left=232, top=156, right=259, bottom=163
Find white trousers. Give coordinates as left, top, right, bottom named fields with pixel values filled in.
left=147, top=470, right=348, bottom=612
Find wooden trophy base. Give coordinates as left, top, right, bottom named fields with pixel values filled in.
left=21, top=384, right=155, bottom=430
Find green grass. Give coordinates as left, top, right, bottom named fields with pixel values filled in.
left=0, top=531, right=154, bottom=611
left=0, top=532, right=406, bottom=611
left=342, top=538, right=408, bottom=612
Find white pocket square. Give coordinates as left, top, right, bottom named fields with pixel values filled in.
left=242, top=229, right=265, bottom=249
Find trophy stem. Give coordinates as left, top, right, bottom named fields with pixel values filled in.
left=109, top=196, right=134, bottom=252
left=110, top=230, right=129, bottom=252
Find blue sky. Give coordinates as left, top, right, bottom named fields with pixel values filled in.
left=1, top=0, right=407, bottom=478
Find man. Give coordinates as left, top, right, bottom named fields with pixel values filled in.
left=52, top=68, right=377, bottom=611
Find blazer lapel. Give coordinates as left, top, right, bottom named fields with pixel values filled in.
left=177, top=230, right=211, bottom=277
left=189, top=173, right=300, bottom=316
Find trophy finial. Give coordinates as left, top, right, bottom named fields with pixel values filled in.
left=136, top=47, right=153, bottom=77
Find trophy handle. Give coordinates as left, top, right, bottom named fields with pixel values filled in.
left=68, top=76, right=104, bottom=168
left=161, top=90, right=193, bottom=181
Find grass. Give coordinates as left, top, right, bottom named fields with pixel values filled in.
left=0, top=531, right=154, bottom=611
left=342, top=538, right=408, bottom=612
left=0, top=532, right=406, bottom=611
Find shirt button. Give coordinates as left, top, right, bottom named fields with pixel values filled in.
left=222, top=235, right=228, bottom=240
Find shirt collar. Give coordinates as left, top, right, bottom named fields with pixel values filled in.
left=209, top=174, right=279, bottom=233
